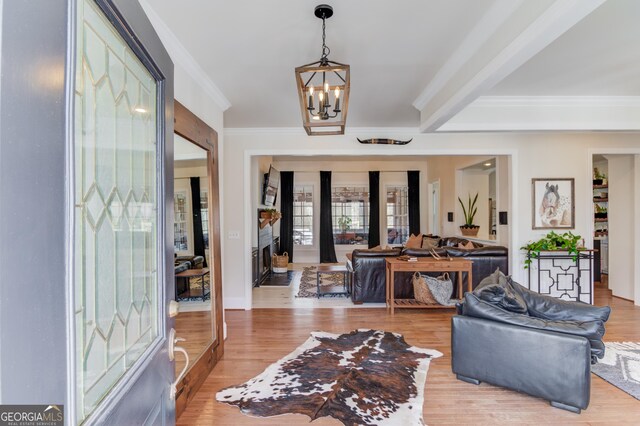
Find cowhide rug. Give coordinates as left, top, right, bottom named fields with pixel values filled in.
left=216, top=329, right=442, bottom=425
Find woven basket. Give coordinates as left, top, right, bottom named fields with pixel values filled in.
left=412, top=272, right=437, bottom=305
left=272, top=252, right=289, bottom=273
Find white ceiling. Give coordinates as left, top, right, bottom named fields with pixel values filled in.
left=174, top=133, right=207, bottom=160
left=143, top=0, right=640, bottom=129
left=489, top=0, right=640, bottom=96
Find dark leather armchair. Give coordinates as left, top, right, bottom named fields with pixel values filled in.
left=452, top=275, right=611, bottom=413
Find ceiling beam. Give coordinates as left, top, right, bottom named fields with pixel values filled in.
left=415, top=0, right=607, bottom=133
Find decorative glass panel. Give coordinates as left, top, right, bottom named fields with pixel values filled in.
left=386, top=186, right=409, bottom=244
left=74, top=0, right=158, bottom=422
left=174, top=191, right=189, bottom=252
left=293, top=185, right=313, bottom=245
left=331, top=186, right=369, bottom=245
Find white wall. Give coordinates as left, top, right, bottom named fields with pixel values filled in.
left=426, top=155, right=501, bottom=241
left=223, top=130, right=640, bottom=309
left=605, top=155, right=635, bottom=301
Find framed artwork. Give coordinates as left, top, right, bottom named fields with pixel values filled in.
left=532, top=178, right=575, bottom=229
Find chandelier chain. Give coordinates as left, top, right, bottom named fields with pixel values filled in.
left=321, top=17, right=330, bottom=60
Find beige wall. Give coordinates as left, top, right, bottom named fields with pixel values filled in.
left=267, top=158, right=430, bottom=263
left=223, top=130, right=640, bottom=309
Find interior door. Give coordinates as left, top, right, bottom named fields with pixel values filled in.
left=72, top=0, right=175, bottom=424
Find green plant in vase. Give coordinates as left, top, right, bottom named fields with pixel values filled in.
left=458, top=193, right=479, bottom=236
left=521, top=231, right=583, bottom=268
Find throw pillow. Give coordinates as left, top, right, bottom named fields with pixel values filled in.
left=476, top=267, right=506, bottom=290
left=405, top=233, right=423, bottom=248
left=474, top=275, right=528, bottom=314
left=458, top=241, right=475, bottom=249
left=422, top=235, right=440, bottom=250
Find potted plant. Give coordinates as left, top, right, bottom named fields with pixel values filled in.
left=593, top=167, right=606, bottom=185
left=594, top=204, right=607, bottom=219
left=337, top=216, right=353, bottom=243
left=458, top=193, right=479, bottom=237
left=521, top=231, right=583, bottom=268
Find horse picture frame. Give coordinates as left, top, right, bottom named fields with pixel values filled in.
left=532, top=178, right=575, bottom=229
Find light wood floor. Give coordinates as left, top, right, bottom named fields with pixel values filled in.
left=178, top=287, right=640, bottom=425
left=174, top=311, right=213, bottom=374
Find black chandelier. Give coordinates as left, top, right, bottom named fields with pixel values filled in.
left=295, top=4, right=350, bottom=136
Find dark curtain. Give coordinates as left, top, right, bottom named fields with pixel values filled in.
left=319, top=171, right=337, bottom=263
left=190, top=177, right=207, bottom=267
left=407, top=170, right=420, bottom=235
left=279, top=171, right=294, bottom=261
left=368, top=171, right=380, bottom=248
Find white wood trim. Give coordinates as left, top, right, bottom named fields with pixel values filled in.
left=240, top=147, right=521, bottom=310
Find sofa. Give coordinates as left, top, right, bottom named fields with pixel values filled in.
left=350, top=236, right=508, bottom=303
left=452, top=270, right=611, bottom=413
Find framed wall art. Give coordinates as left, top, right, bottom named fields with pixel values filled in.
left=532, top=178, right=575, bottom=229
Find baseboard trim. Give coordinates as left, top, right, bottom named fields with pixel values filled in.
left=612, top=294, right=635, bottom=303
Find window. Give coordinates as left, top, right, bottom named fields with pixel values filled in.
left=200, top=186, right=209, bottom=250
left=174, top=191, right=189, bottom=252
left=386, top=186, right=409, bottom=244
left=293, top=185, right=313, bottom=245
left=332, top=186, right=369, bottom=245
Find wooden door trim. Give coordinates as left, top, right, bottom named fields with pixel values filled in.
left=173, top=100, right=224, bottom=417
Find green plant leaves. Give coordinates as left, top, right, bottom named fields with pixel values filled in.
left=521, top=231, right=583, bottom=268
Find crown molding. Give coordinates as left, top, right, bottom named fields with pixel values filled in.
left=472, top=96, right=640, bottom=107
left=224, top=127, right=420, bottom=137
left=139, top=0, right=231, bottom=111
left=438, top=96, right=640, bottom=132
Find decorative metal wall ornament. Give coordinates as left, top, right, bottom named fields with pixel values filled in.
left=357, top=138, right=413, bottom=145
left=295, top=5, right=350, bottom=136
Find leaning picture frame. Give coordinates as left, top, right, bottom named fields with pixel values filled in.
left=531, top=178, right=575, bottom=230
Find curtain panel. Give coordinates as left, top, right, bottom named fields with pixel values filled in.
left=368, top=171, right=380, bottom=248
left=279, top=171, right=294, bottom=260
left=319, top=171, right=338, bottom=263
left=407, top=170, right=420, bottom=236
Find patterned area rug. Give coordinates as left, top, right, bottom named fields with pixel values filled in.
left=592, top=342, right=640, bottom=400
left=216, top=329, right=442, bottom=425
left=296, top=265, right=347, bottom=298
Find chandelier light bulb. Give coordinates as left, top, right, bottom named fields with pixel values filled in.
left=334, top=87, right=340, bottom=98
left=309, top=87, right=314, bottom=95
left=319, top=92, right=324, bottom=101
left=324, top=80, right=329, bottom=93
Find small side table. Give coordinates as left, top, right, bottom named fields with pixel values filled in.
left=385, top=258, right=473, bottom=314
left=175, top=267, right=210, bottom=301
left=316, top=265, right=349, bottom=298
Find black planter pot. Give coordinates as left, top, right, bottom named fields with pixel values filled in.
left=593, top=179, right=603, bottom=185
left=594, top=213, right=607, bottom=219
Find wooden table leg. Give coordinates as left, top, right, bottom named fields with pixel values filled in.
left=467, top=268, right=473, bottom=293
left=385, top=265, right=390, bottom=312
left=387, top=268, right=396, bottom=315
left=458, top=272, right=463, bottom=300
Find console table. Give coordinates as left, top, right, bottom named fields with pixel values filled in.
left=385, top=258, right=473, bottom=314
left=526, top=249, right=595, bottom=304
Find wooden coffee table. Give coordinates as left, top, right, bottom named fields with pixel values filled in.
left=316, top=265, right=349, bottom=298
left=385, top=258, right=472, bottom=314
left=175, top=267, right=210, bottom=301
